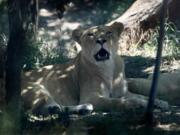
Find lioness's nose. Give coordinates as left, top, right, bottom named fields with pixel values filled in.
left=96, top=38, right=107, bottom=45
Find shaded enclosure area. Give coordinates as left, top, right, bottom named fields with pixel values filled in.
left=0, top=0, right=180, bottom=134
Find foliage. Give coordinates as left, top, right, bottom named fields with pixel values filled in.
left=21, top=38, right=43, bottom=70
left=163, top=22, right=180, bottom=59
left=142, top=21, right=180, bottom=59
left=0, top=33, right=7, bottom=47
left=0, top=0, right=6, bottom=12
left=21, top=34, right=68, bottom=71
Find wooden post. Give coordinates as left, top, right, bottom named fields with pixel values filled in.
left=145, top=0, right=168, bottom=126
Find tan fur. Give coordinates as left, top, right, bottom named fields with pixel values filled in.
left=128, top=72, right=180, bottom=106
left=21, top=22, right=168, bottom=113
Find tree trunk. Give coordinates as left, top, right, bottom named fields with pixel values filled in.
left=0, top=45, right=6, bottom=108
left=108, top=0, right=179, bottom=51
left=0, top=0, right=38, bottom=134
left=4, top=0, right=24, bottom=134
left=0, top=0, right=39, bottom=111
left=31, top=0, right=39, bottom=36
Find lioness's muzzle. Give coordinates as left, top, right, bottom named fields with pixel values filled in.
left=94, top=48, right=110, bottom=61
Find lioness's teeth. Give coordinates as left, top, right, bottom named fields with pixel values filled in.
left=97, top=54, right=101, bottom=59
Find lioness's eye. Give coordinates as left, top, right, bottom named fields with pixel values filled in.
left=87, top=33, right=94, bottom=37
left=106, top=31, right=112, bottom=36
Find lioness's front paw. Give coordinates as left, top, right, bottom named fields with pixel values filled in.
left=65, top=104, right=93, bottom=115
left=77, top=104, right=94, bottom=115
left=32, top=103, right=63, bottom=116
left=48, top=105, right=63, bottom=115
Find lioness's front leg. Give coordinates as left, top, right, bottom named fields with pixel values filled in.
left=79, top=79, right=149, bottom=112
left=79, top=80, right=168, bottom=112
left=80, top=95, right=148, bottom=112
left=22, top=83, right=93, bottom=116
left=21, top=83, right=63, bottom=116
left=80, top=93, right=168, bottom=112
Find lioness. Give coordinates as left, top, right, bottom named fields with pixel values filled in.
left=21, top=22, right=168, bottom=115
left=128, top=72, right=180, bottom=106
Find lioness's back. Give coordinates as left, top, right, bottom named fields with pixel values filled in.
left=22, top=58, right=80, bottom=107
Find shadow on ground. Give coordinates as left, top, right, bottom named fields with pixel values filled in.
left=123, top=55, right=155, bottom=78
left=124, top=55, right=180, bottom=78
left=21, top=106, right=180, bottom=135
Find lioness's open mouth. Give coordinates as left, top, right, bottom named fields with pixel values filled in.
left=94, top=48, right=110, bottom=61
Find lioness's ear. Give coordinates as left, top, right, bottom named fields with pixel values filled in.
left=110, top=22, right=124, bottom=36
left=72, top=28, right=83, bottom=44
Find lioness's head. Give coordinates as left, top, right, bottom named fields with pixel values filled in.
left=72, top=22, right=124, bottom=63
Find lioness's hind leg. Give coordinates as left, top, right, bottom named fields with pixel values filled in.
left=80, top=96, right=148, bottom=112
left=81, top=94, right=168, bottom=112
